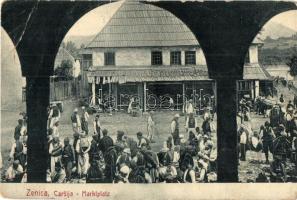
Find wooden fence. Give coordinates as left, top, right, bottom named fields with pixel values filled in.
left=50, top=80, right=81, bottom=101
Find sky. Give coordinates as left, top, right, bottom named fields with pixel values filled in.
left=64, top=1, right=297, bottom=39
left=265, top=10, right=297, bottom=32
left=64, top=1, right=124, bottom=39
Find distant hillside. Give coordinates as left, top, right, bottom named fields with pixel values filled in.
left=64, top=35, right=95, bottom=48
left=260, top=21, right=296, bottom=40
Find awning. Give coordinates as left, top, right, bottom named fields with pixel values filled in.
left=87, top=65, right=210, bottom=84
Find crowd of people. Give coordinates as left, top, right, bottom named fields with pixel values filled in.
left=4, top=92, right=296, bottom=183
left=3, top=100, right=218, bottom=183
left=238, top=94, right=297, bottom=182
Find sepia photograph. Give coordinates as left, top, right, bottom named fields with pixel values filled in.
left=1, top=0, right=297, bottom=199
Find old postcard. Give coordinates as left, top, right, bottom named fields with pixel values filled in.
left=1, top=0, right=297, bottom=199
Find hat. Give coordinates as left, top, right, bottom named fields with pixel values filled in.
left=179, top=134, right=184, bottom=139
left=119, top=165, right=130, bottom=175
left=136, top=132, right=143, bottom=137
left=13, top=160, right=20, bottom=165
left=82, top=106, right=85, bottom=110
left=174, top=114, right=180, bottom=118
left=117, top=131, right=125, bottom=137
left=74, top=108, right=78, bottom=112
left=123, top=148, right=131, bottom=154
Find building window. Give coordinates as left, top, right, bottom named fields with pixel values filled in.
left=245, top=51, right=250, bottom=63
left=151, top=51, right=162, bottom=65
left=104, top=52, right=115, bottom=66
left=238, top=81, right=251, bottom=91
left=170, top=51, right=181, bottom=65
left=185, top=51, right=196, bottom=65
left=22, top=87, right=26, bottom=102
left=82, top=54, right=93, bottom=69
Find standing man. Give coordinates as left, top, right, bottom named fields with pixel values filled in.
left=49, top=136, right=63, bottom=173
left=48, top=103, right=61, bottom=129
left=185, top=99, right=194, bottom=124
left=14, top=119, right=23, bottom=140
left=99, top=129, right=114, bottom=154
left=9, top=134, right=26, bottom=167
left=147, top=111, right=156, bottom=142
left=238, top=127, right=247, bottom=161
left=93, top=114, right=102, bottom=137
left=260, top=121, right=276, bottom=164
left=185, top=113, right=197, bottom=134
left=293, top=94, right=297, bottom=108
left=202, top=117, right=211, bottom=136
left=279, top=94, right=285, bottom=104
left=62, top=137, right=76, bottom=181
left=81, top=106, right=90, bottom=135
left=171, top=114, right=180, bottom=145
left=71, top=108, right=81, bottom=133
left=52, top=121, right=60, bottom=138
left=76, top=131, right=91, bottom=179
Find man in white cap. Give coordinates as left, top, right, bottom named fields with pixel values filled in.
left=5, top=160, right=24, bottom=182
left=71, top=108, right=81, bottom=133
left=113, top=164, right=130, bottom=183
left=116, top=148, right=131, bottom=172
left=48, top=103, right=61, bottom=129
left=49, top=136, right=63, bottom=173
left=171, top=114, right=180, bottom=145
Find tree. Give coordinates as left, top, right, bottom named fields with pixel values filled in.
left=288, top=48, right=297, bottom=77
left=65, top=41, right=78, bottom=57
left=53, top=60, right=74, bottom=81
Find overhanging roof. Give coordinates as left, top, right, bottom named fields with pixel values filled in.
left=87, top=65, right=209, bottom=83
left=243, top=63, right=272, bottom=80
left=87, top=63, right=270, bottom=84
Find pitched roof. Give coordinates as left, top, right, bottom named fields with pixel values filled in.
left=243, top=63, right=272, bottom=80
left=86, top=1, right=199, bottom=48
left=54, top=47, right=75, bottom=68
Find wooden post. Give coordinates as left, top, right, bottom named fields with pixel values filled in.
left=182, top=82, right=185, bottom=113
left=144, top=82, right=147, bottom=112
left=113, top=83, right=118, bottom=110
left=91, top=77, right=95, bottom=105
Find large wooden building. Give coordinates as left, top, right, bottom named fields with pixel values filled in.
left=80, top=1, right=270, bottom=112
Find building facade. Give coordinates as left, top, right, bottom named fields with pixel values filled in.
left=80, top=1, right=270, bottom=112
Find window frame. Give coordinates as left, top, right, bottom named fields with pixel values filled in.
left=104, top=52, right=115, bottom=66
left=151, top=51, right=163, bottom=65
left=185, top=50, right=196, bottom=65
left=170, top=51, right=182, bottom=65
